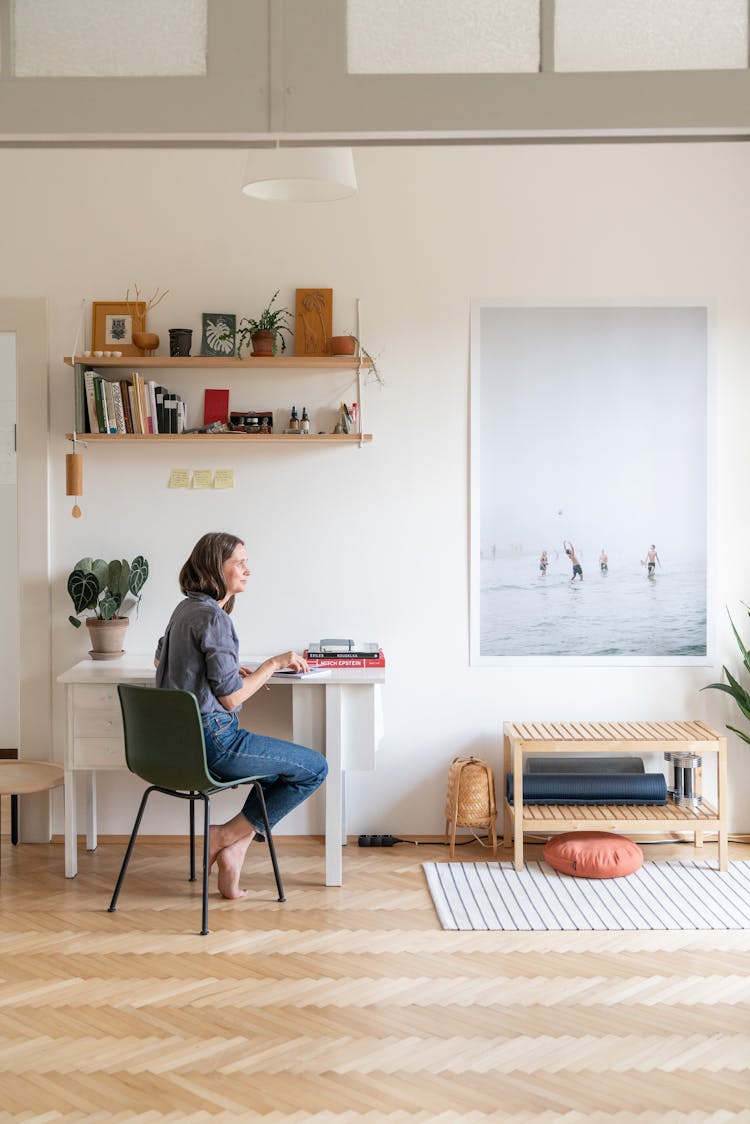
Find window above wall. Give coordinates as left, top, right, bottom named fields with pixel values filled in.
left=0, top=0, right=748, bottom=143
left=0, top=0, right=266, bottom=140
left=12, top=0, right=207, bottom=77
left=346, top=0, right=748, bottom=75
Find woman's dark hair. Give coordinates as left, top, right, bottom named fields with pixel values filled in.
left=179, top=532, right=244, bottom=613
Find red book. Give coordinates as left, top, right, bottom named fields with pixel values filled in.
left=204, top=388, right=230, bottom=426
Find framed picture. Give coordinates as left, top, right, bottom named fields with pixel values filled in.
left=295, top=288, right=333, bottom=356
left=201, top=313, right=236, bottom=357
left=91, top=301, right=146, bottom=356
left=470, top=302, right=713, bottom=666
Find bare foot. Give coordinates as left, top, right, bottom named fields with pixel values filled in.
left=216, top=837, right=251, bottom=899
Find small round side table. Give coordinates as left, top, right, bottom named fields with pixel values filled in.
left=0, top=761, right=64, bottom=872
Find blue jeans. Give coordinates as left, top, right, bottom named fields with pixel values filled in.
left=201, top=710, right=328, bottom=832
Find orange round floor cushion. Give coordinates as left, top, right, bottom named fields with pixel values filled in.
left=543, top=832, right=643, bottom=878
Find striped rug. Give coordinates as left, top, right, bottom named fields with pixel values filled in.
left=423, top=860, right=750, bottom=931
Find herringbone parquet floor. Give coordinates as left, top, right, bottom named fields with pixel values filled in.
left=0, top=822, right=749, bottom=1122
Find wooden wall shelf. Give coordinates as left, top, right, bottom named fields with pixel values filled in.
left=66, top=432, right=371, bottom=444
left=66, top=353, right=373, bottom=444
left=65, top=355, right=371, bottom=370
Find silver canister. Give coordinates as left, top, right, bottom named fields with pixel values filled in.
left=664, top=751, right=702, bottom=807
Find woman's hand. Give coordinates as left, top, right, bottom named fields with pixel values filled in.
left=220, top=651, right=309, bottom=710
left=271, top=650, right=309, bottom=674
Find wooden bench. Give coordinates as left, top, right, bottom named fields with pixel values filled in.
left=503, top=720, right=727, bottom=872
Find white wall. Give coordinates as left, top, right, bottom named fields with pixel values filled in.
left=0, top=142, right=748, bottom=834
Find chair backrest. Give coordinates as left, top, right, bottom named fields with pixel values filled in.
left=117, top=684, right=217, bottom=791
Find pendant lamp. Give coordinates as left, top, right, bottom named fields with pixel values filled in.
left=241, top=143, right=358, bottom=202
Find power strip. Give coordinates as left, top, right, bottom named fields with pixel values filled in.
left=358, top=834, right=399, bottom=847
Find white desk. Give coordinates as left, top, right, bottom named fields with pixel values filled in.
left=57, top=656, right=385, bottom=885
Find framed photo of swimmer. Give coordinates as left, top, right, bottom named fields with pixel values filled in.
left=470, top=302, right=713, bottom=664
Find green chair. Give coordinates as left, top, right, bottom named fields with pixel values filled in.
left=108, top=684, right=285, bottom=935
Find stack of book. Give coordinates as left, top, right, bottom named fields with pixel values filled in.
left=303, top=641, right=385, bottom=668
left=79, top=368, right=186, bottom=435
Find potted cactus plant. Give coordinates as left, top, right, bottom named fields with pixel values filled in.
left=67, top=556, right=149, bottom=659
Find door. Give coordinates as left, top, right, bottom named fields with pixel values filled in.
left=0, top=333, right=19, bottom=755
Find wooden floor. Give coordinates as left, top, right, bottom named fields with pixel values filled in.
left=0, top=827, right=749, bottom=1122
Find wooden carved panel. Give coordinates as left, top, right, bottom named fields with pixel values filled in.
left=295, top=288, right=333, bottom=356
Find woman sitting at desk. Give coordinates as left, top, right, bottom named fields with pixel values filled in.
left=155, top=531, right=328, bottom=900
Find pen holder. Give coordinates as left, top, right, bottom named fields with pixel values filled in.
left=169, top=329, right=192, bottom=357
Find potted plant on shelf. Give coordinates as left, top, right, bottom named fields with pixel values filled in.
left=330, top=332, right=382, bottom=383
left=67, top=555, right=150, bottom=660
left=237, top=291, right=293, bottom=357
left=703, top=604, right=750, bottom=745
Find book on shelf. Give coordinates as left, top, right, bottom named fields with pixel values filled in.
left=119, top=380, right=134, bottom=433
left=74, top=365, right=86, bottom=433
left=103, top=380, right=115, bottom=434
left=130, top=373, right=143, bottom=433
left=154, top=385, right=166, bottom=433
left=204, top=388, right=229, bottom=426
left=79, top=367, right=181, bottom=437
left=111, top=382, right=127, bottom=433
left=83, top=369, right=99, bottom=433
left=164, top=392, right=177, bottom=433
left=148, top=381, right=159, bottom=434
left=141, top=376, right=153, bottom=433
left=129, top=380, right=141, bottom=433
left=94, top=375, right=109, bottom=433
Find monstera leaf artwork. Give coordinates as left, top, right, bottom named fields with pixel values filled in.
left=201, top=314, right=236, bottom=357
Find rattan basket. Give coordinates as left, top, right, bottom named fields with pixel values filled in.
left=444, top=755, right=497, bottom=857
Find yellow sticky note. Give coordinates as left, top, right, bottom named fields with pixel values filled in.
left=168, top=469, right=191, bottom=489
left=213, top=469, right=234, bottom=490
left=192, top=470, right=212, bottom=490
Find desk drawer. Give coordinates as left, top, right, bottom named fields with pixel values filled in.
left=71, top=682, right=151, bottom=709
left=74, top=710, right=123, bottom=738
left=72, top=684, right=121, bottom=708
left=72, top=737, right=126, bottom=769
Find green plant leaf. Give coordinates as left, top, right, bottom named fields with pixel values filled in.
left=68, top=615, right=82, bottom=628
left=108, top=559, right=122, bottom=596
left=703, top=605, right=750, bottom=745
left=99, top=595, right=119, bottom=620
left=67, top=569, right=99, bottom=614
left=74, top=556, right=93, bottom=573
left=91, top=558, right=108, bottom=589
left=118, top=559, right=131, bottom=598
left=727, top=723, right=750, bottom=746
left=722, top=665, right=750, bottom=722
left=129, top=556, right=149, bottom=597
left=727, top=610, right=750, bottom=674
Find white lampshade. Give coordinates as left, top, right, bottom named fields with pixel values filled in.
left=241, top=145, right=358, bottom=202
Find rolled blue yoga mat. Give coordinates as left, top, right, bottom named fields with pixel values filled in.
left=526, top=755, right=645, bottom=774
left=506, top=772, right=668, bottom=805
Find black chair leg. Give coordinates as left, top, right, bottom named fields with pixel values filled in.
left=11, top=795, right=18, bottom=845
left=200, top=794, right=210, bottom=935
left=108, top=787, right=154, bottom=913
left=253, top=782, right=285, bottom=902
left=189, top=794, right=196, bottom=882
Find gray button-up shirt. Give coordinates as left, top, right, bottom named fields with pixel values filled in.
left=155, top=592, right=244, bottom=714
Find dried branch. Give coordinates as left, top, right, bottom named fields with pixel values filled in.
left=125, top=283, right=170, bottom=327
